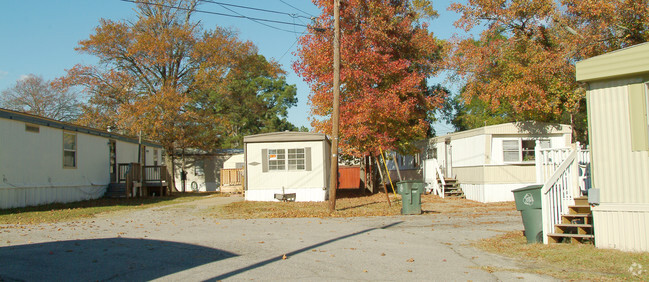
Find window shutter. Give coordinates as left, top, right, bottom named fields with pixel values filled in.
left=262, top=149, right=268, bottom=172
left=629, top=83, right=649, bottom=151
left=305, top=147, right=312, bottom=171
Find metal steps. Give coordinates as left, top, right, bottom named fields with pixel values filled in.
left=547, top=197, right=594, bottom=244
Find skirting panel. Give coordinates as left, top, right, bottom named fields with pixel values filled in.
left=0, top=185, right=107, bottom=209
left=461, top=183, right=536, bottom=203
left=592, top=204, right=649, bottom=252
left=245, top=188, right=327, bottom=202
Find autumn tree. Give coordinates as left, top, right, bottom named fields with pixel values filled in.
left=1, top=74, right=80, bottom=122
left=294, top=0, right=446, bottom=156
left=447, top=0, right=649, bottom=142
left=561, top=0, right=649, bottom=58
left=63, top=0, right=299, bottom=187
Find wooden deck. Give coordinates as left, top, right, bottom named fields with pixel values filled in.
left=111, top=163, right=170, bottom=198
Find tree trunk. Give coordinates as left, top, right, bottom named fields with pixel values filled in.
left=164, top=147, right=178, bottom=193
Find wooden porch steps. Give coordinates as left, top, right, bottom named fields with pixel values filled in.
left=442, top=179, right=465, bottom=199
left=547, top=197, right=594, bottom=244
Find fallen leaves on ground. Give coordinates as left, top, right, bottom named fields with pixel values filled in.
left=209, top=191, right=516, bottom=219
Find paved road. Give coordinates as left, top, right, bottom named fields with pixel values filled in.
left=0, top=195, right=555, bottom=281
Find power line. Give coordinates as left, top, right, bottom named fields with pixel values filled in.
left=208, top=1, right=304, bottom=34
left=279, top=0, right=315, bottom=18
left=119, top=0, right=309, bottom=29
left=277, top=29, right=308, bottom=63
left=199, top=0, right=310, bottom=19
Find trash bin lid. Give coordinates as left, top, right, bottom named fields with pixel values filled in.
left=511, top=185, right=542, bottom=192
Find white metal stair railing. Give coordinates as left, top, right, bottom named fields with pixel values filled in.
left=535, top=142, right=591, bottom=244
left=423, top=158, right=445, bottom=198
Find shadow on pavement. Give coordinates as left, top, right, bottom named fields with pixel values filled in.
left=206, top=221, right=404, bottom=281
left=0, top=237, right=237, bottom=281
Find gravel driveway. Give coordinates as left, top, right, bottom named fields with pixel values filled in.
left=0, top=195, right=555, bottom=281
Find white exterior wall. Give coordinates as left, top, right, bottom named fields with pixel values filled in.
left=0, top=117, right=159, bottom=209
left=173, top=153, right=235, bottom=192
left=224, top=154, right=244, bottom=169
left=462, top=183, right=536, bottom=203
left=450, top=135, right=486, bottom=167
left=116, top=142, right=139, bottom=165
left=587, top=78, right=649, bottom=252
left=592, top=204, right=649, bottom=252
left=0, top=119, right=107, bottom=208
left=245, top=140, right=327, bottom=202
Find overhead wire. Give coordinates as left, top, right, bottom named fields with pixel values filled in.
left=199, top=0, right=310, bottom=20
left=206, top=1, right=305, bottom=34
left=118, top=0, right=309, bottom=29
left=279, top=0, right=315, bottom=18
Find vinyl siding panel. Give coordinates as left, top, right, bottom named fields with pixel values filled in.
left=592, top=204, right=649, bottom=252
left=576, top=42, right=649, bottom=82
left=454, top=165, right=536, bottom=184
left=588, top=78, right=649, bottom=204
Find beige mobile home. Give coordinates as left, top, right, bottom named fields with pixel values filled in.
left=0, top=108, right=162, bottom=209
left=244, top=132, right=331, bottom=202
left=427, top=122, right=572, bottom=202
left=576, top=42, right=649, bottom=252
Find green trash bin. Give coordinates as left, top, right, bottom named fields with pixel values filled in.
left=512, top=185, right=543, bottom=243
left=397, top=181, right=425, bottom=215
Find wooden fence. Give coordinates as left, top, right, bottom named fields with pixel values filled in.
left=220, top=168, right=244, bottom=193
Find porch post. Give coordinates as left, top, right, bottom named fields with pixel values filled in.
left=535, top=140, right=542, bottom=184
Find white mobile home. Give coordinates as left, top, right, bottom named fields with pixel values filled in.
left=427, top=122, right=572, bottom=202
left=0, top=108, right=162, bottom=209
left=576, top=42, right=649, bottom=252
left=244, top=132, right=331, bottom=202
left=172, top=149, right=243, bottom=192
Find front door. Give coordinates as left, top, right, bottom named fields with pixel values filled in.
left=445, top=139, right=452, bottom=178
left=109, top=140, right=116, bottom=183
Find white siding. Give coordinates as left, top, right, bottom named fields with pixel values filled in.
left=245, top=140, right=328, bottom=202
left=450, top=135, right=486, bottom=167
left=223, top=154, right=244, bottom=169
left=589, top=78, right=649, bottom=204
left=0, top=117, right=152, bottom=209
left=462, top=183, right=536, bottom=203
left=592, top=204, right=649, bottom=252
left=116, top=141, right=139, bottom=165
left=0, top=119, right=109, bottom=208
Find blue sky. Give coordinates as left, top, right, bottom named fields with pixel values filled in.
left=0, top=0, right=469, bottom=135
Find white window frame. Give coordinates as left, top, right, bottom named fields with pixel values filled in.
left=63, top=132, right=77, bottom=168
left=503, top=138, right=550, bottom=163
left=267, top=149, right=286, bottom=171
left=287, top=148, right=306, bottom=171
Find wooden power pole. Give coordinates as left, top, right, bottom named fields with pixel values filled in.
left=329, top=0, right=341, bottom=212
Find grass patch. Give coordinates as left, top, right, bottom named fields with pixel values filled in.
left=0, top=192, right=225, bottom=225
left=475, top=231, right=649, bottom=281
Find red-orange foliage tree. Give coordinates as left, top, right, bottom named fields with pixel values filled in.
left=447, top=0, right=649, bottom=141
left=294, top=0, right=445, bottom=156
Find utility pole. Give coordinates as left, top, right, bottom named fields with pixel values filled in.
left=329, top=0, right=341, bottom=212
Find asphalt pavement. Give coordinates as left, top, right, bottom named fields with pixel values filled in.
left=0, top=195, right=556, bottom=281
